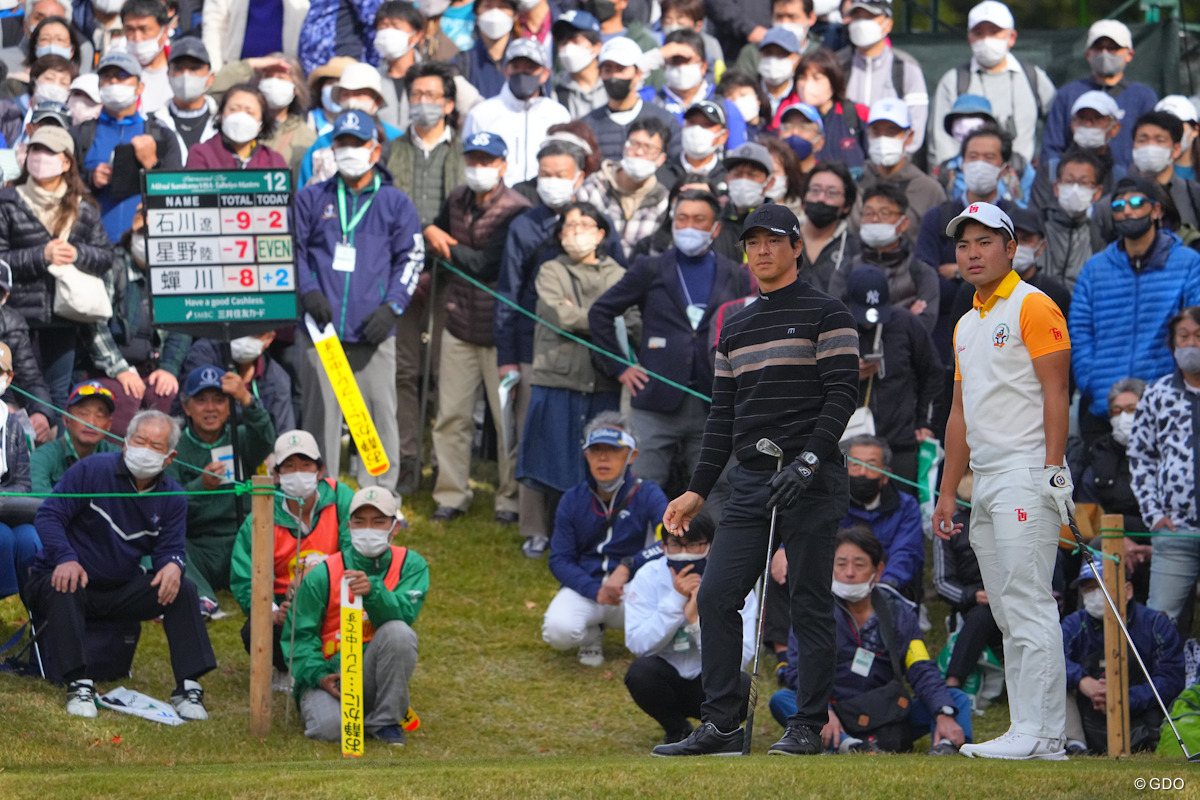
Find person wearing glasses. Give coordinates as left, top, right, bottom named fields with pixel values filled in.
left=797, top=162, right=859, bottom=293
left=1069, top=176, right=1200, bottom=453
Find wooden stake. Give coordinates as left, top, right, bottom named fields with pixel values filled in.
left=1100, top=513, right=1130, bottom=757
left=248, top=475, right=274, bottom=737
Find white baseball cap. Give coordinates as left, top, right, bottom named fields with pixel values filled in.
left=70, top=73, right=100, bottom=103
left=1156, top=94, right=1199, bottom=124
left=1071, top=89, right=1124, bottom=120
left=349, top=486, right=401, bottom=518
left=598, top=36, right=643, bottom=68
left=1086, top=19, right=1132, bottom=50
left=334, top=62, right=385, bottom=103
left=945, top=201, right=1015, bottom=239
left=868, top=96, right=911, bottom=129
left=967, top=0, right=1013, bottom=31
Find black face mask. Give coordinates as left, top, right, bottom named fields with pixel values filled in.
left=589, top=0, right=617, bottom=22
left=1114, top=214, right=1156, bottom=241
left=848, top=475, right=883, bottom=505
left=509, top=72, right=541, bottom=100
left=603, top=76, right=632, bottom=101
left=804, top=200, right=841, bottom=229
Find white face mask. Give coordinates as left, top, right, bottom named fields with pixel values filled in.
left=681, top=125, right=719, bottom=159
left=832, top=577, right=873, bottom=602
left=350, top=524, right=394, bottom=558
left=665, top=63, right=704, bottom=93
left=168, top=72, right=208, bottom=103
left=374, top=27, right=413, bottom=62
left=516, top=0, right=540, bottom=11
left=33, top=81, right=69, bottom=105
left=1132, top=144, right=1175, bottom=175
left=1082, top=588, right=1108, bottom=620
left=731, top=93, right=760, bottom=124
left=477, top=8, right=515, bottom=40
left=778, top=22, right=808, bottom=43
left=813, top=0, right=839, bottom=14
left=558, top=43, right=595, bottom=75
left=279, top=470, right=320, bottom=500
left=764, top=173, right=788, bottom=201
left=130, top=231, right=147, bottom=265
left=859, top=221, right=899, bottom=249
left=620, top=154, right=658, bottom=182
left=728, top=177, right=765, bottom=209
left=465, top=165, right=502, bottom=192
left=0, top=375, right=8, bottom=393
left=1073, top=124, right=1109, bottom=150
left=334, top=143, right=374, bottom=178
left=962, top=159, right=1003, bottom=196
left=970, top=36, right=1009, bottom=69
left=230, top=335, right=266, bottom=363
left=124, top=444, right=168, bottom=480
left=1056, top=182, right=1096, bottom=216
left=127, top=34, right=163, bottom=66
left=1111, top=410, right=1135, bottom=446
left=950, top=116, right=986, bottom=143
left=673, top=224, right=715, bottom=257
left=848, top=18, right=884, bottom=49
left=868, top=134, right=906, bottom=167
left=758, top=56, right=795, bottom=87
left=258, top=77, right=296, bottom=110
left=221, top=111, right=261, bottom=144
left=1011, top=243, right=1038, bottom=272
left=536, top=175, right=576, bottom=208
left=99, top=82, right=138, bottom=112
left=340, top=96, right=379, bottom=115
left=93, top=0, right=124, bottom=12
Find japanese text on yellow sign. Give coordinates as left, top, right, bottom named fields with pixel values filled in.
left=308, top=319, right=389, bottom=476
left=340, top=576, right=364, bottom=757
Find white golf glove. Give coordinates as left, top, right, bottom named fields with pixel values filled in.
left=1042, top=465, right=1075, bottom=526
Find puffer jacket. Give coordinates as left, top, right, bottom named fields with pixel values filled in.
left=531, top=254, right=626, bottom=393
left=0, top=413, right=30, bottom=493
left=1069, top=230, right=1200, bottom=417
left=436, top=182, right=531, bottom=348
left=0, top=187, right=114, bottom=323
left=0, top=304, right=54, bottom=425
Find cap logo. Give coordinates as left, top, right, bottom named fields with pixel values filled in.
left=340, top=113, right=361, bottom=131
left=289, top=434, right=300, bottom=445
left=471, top=133, right=491, bottom=146
left=968, top=204, right=980, bottom=213
left=866, top=289, right=880, bottom=305
left=200, top=366, right=222, bottom=385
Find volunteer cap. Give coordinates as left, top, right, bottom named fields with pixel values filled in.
left=868, top=96, right=911, bottom=128
left=349, top=486, right=401, bottom=518
left=967, top=0, right=1014, bottom=31
left=274, top=430, right=322, bottom=465
left=598, top=36, right=642, bottom=68
left=759, top=27, right=801, bottom=54
left=167, top=36, right=210, bottom=65
left=67, top=380, right=115, bottom=412
left=1071, top=89, right=1124, bottom=119
left=1087, top=19, right=1132, bottom=50
left=331, top=109, right=378, bottom=141
left=505, top=36, right=548, bottom=67
left=1156, top=94, right=1199, bottom=124
left=583, top=427, right=636, bottom=451
left=464, top=130, right=508, bottom=158
left=185, top=365, right=226, bottom=396
left=740, top=203, right=801, bottom=240
left=945, top=201, right=1015, bottom=239
left=845, top=265, right=892, bottom=325
left=97, top=50, right=141, bottom=78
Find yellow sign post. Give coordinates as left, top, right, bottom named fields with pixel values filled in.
left=340, top=576, right=365, bottom=757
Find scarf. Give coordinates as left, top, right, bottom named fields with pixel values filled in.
left=17, top=178, right=73, bottom=239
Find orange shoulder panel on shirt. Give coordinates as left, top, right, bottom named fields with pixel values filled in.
left=1019, top=292, right=1071, bottom=359
left=953, top=317, right=963, bottom=381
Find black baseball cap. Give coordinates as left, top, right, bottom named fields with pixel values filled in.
left=167, top=36, right=211, bottom=65
left=845, top=265, right=892, bottom=325
left=740, top=203, right=801, bottom=241
left=1008, top=206, right=1044, bottom=237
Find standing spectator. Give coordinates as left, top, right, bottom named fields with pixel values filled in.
left=0, top=260, right=55, bottom=442
left=793, top=48, right=866, bottom=177
left=210, top=55, right=316, bottom=177
left=1040, top=150, right=1106, bottom=291
left=76, top=0, right=124, bottom=65
left=304, top=57, right=355, bottom=138
left=202, top=0, right=308, bottom=73
left=298, top=0, right=388, bottom=75
left=454, top=0, right=516, bottom=100
left=153, top=37, right=216, bottom=162
left=799, top=162, right=859, bottom=292
left=295, top=110, right=423, bottom=494
left=1030, top=91, right=1127, bottom=217
left=717, top=68, right=772, bottom=139
left=0, top=0, right=77, bottom=74
left=1157, top=95, right=1200, bottom=181
left=929, top=121, right=1033, bottom=212
left=0, top=341, right=37, bottom=599
left=186, top=84, right=288, bottom=170
left=1109, top=111, right=1200, bottom=232
left=705, top=0, right=769, bottom=63
left=1040, top=20, right=1157, bottom=169
left=731, top=0, right=815, bottom=80
left=30, top=379, right=118, bottom=494
left=299, top=61, right=404, bottom=187
left=178, top=333, right=296, bottom=436
left=650, top=29, right=746, bottom=148
left=582, top=36, right=681, bottom=163
left=654, top=0, right=727, bottom=81
left=119, top=0, right=171, bottom=114
left=434, top=0, right=476, bottom=53
left=551, top=9, right=606, bottom=120
left=658, top=99, right=730, bottom=188
left=66, top=73, right=101, bottom=126
left=719, top=141, right=780, bottom=243
left=424, top=131, right=531, bottom=522
left=754, top=28, right=803, bottom=118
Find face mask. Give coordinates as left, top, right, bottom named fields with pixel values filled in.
left=801, top=79, right=832, bottom=108
left=1057, top=182, right=1095, bottom=216
left=665, top=63, right=704, bottom=93
left=334, top=144, right=374, bottom=178
left=731, top=93, right=760, bottom=124
left=561, top=231, right=601, bottom=261
left=478, top=8, right=515, bottom=40
left=860, top=221, right=899, bottom=249
left=950, top=116, right=986, bottom=143
left=374, top=27, right=413, bottom=61
left=130, top=231, right=147, bottom=265
left=93, top=0, right=124, bottom=12
left=26, top=149, right=64, bottom=180
left=221, top=110, right=261, bottom=144
left=516, top=0, right=541, bottom=10
left=279, top=470, right=319, bottom=500
left=673, top=224, right=714, bottom=257
left=666, top=550, right=708, bottom=578
left=786, top=134, right=813, bottom=161
left=508, top=71, right=541, bottom=100
left=848, top=18, right=884, bottom=49
left=536, top=175, right=576, bottom=208
left=848, top=474, right=883, bottom=505
left=1082, top=588, right=1108, bottom=620
left=620, top=154, right=658, bottom=182
left=1072, top=124, right=1109, bottom=150
left=1184, top=128, right=1197, bottom=152
left=341, top=95, right=379, bottom=114
left=67, top=95, right=102, bottom=125
left=167, top=72, right=208, bottom=103
left=1113, top=213, right=1155, bottom=241
left=1111, top=410, right=1135, bottom=446
left=1133, top=144, right=1174, bottom=175
left=127, top=34, right=163, bottom=66
left=465, top=165, right=502, bottom=192
left=681, top=125, right=719, bottom=158
left=35, top=43, right=72, bottom=60
left=99, top=82, right=137, bottom=112
left=1175, top=346, right=1200, bottom=374
left=321, top=83, right=342, bottom=115
left=230, top=335, right=266, bottom=363
left=728, top=177, right=765, bottom=209
left=409, top=101, right=445, bottom=130
left=350, top=524, right=394, bottom=558
left=258, top=77, right=295, bottom=109
left=764, top=173, right=788, bottom=201
left=589, top=0, right=617, bottom=23
left=0, top=375, right=7, bottom=393
left=779, top=22, right=808, bottom=43
left=868, top=134, right=906, bottom=167
left=124, top=444, right=168, bottom=480
left=558, top=42, right=595, bottom=74
left=1011, top=244, right=1039, bottom=272
left=758, top=56, right=795, bottom=86
left=832, top=577, right=873, bottom=602
left=970, top=36, right=1009, bottom=69
left=603, top=76, right=632, bottom=101
left=804, top=200, right=841, bottom=228
left=962, top=159, right=1003, bottom=196
left=1089, top=50, right=1125, bottom=79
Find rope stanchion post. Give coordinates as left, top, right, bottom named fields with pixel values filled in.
left=1101, top=513, right=1131, bottom=758
left=248, top=475, right=275, bottom=737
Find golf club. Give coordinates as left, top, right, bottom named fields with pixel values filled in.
left=743, top=437, right=784, bottom=755
left=1067, top=516, right=1199, bottom=761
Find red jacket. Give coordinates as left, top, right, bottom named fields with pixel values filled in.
left=186, top=136, right=288, bottom=170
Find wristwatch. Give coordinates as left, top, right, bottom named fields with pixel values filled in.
left=620, top=556, right=636, bottom=571
left=799, top=451, right=820, bottom=472
left=938, top=705, right=956, bottom=717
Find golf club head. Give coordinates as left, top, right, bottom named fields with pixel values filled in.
left=756, top=438, right=783, bottom=459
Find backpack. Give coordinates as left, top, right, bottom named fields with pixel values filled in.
left=1156, top=682, right=1200, bottom=758
left=954, top=58, right=1043, bottom=116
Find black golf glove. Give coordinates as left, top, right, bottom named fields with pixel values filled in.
left=361, top=304, right=397, bottom=346
left=303, top=290, right=333, bottom=329
left=766, top=458, right=815, bottom=509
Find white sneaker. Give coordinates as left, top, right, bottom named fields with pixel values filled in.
left=171, top=679, right=209, bottom=721
left=271, top=669, right=294, bottom=694
left=578, top=625, right=604, bottom=667
left=66, top=679, right=97, bottom=718
left=959, top=730, right=1067, bottom=760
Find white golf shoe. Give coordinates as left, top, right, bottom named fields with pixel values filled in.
left=66, top=679, right=97, bottom=718
left=959, top=730, right=1067, bottom=760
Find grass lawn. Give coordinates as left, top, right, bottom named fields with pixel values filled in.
left=1, top=472, right=1195, bottom=798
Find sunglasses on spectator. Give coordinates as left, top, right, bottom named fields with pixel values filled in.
left=1111, top=196, right=1150, bottom=213
left=71, top=384, right=114, bottom=402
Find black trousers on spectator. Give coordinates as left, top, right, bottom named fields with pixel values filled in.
left=23, top=570, right=216, bottom=685
left=625, top=655, right=751, bottom=734
left=698, top=460, right=847, bottom=731
left=946, top=603, right=1003, bottom=682
left=241, top=618, right=289, bottom=673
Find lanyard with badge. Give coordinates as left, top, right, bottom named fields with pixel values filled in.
left=333, top=174, right=381, bottom=272
left=675, top=265, right=706, bottom=330
left=842, top=606, right=876, bottom=677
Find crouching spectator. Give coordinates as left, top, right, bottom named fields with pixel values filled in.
left=1062, top=559, right=1184, bottom=756
left=285, top=487, right=429, bottom=746
left=31, top=380, right=119, bottom=494
left=21, top=409, right=216, bottom=719
left=542, top=412, right=668, bottom=667
left=770, top=526, right=971, bottom=754
left=0, top=342, right=39, bottom=598
left=624, top=513, right=754, bottom=745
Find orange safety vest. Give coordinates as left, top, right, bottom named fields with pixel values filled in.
left=319, top=545, right=408, bottom=659
left=274, top=478, right=342, bottom=595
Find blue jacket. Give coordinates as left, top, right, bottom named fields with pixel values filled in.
left=588, top=246, right=748, bottom=413
left=840, top=482, right=925, bottom=592
left=1041, top=77, right=1158, bottom=169
left=456, top=37, right=507, bottom=100
left=31, top=452, right=188, bottom=587
left=1069, top=230, right=1200, bottom=417
left=548, top=470, right=668, bottom=601
left=294, top=168, right=423, bottom=343
left=1062, top=602, right=1184, bottom=714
